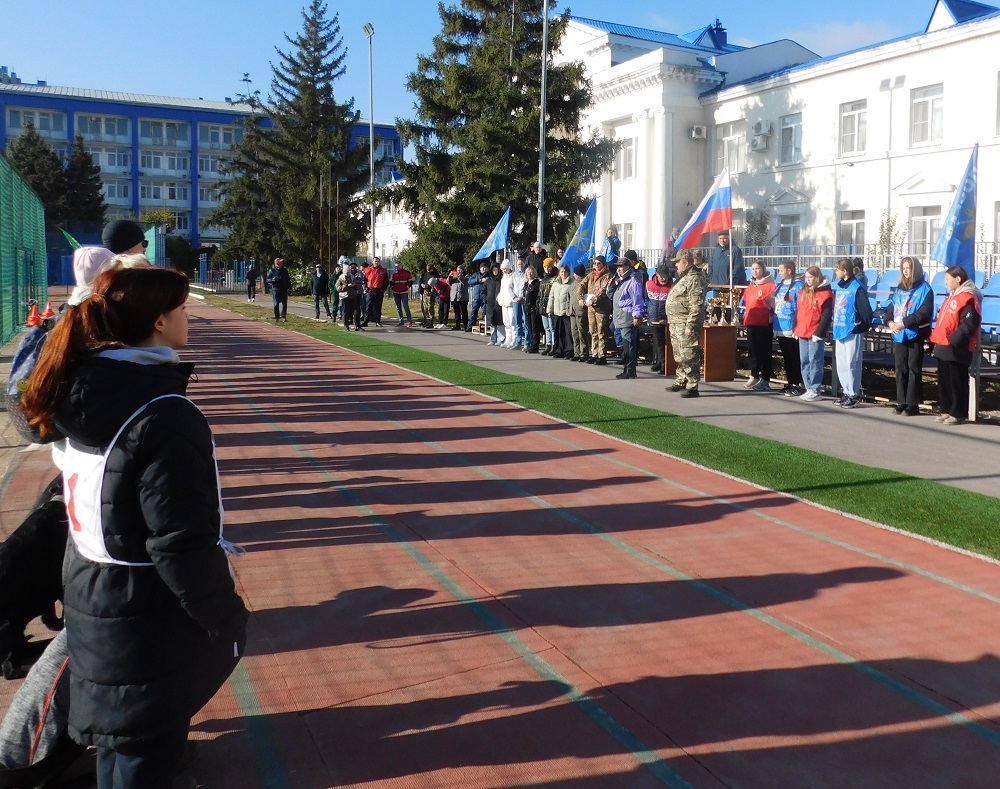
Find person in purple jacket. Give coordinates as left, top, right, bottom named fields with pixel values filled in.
left=611, top=257, right=646, bottom=379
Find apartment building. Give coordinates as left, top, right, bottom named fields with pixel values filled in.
left=0, top=67, right=402, bottom=249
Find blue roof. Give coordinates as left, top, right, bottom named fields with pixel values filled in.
left=568, top=16, right=744, bottom=55
left=927, top=0, right=999, bottom=28
left=702, top=4, right=1000, bottom=97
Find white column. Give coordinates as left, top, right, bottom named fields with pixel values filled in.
left=651, top=108, right=668, bottom=253
left=598, top=123, right=613, bottom=239
left=633, top=110, right=651, bottom=250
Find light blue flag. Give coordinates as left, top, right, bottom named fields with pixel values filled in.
left=931, top=144, right=978, bottom=281
left=472, top=207, right=511, bottom=261
left=560, top=199, right=597, bottom=272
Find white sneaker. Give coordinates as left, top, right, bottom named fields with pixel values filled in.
left=800, top=390, right=822, bottom=402
left=744, top=376, right=759, bottom=390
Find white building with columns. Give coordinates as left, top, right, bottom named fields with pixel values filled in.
left=560, top=0, right=1000, bottom=271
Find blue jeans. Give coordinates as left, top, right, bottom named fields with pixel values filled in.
left=393, top=294, right=412, bottom=321
left=513, top=302, right=526, bottom=346
left=468, top=297, right=485, bottom=327
left=314, top=293, right=331, bottom=317
left=835, top=333, right=864, bottom=397
left=541, top=314, right=555, bottom=345
left=799, top=337, right=824, bottom=394
left=272, top=289, right=287, bottom=319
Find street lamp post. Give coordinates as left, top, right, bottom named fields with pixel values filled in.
left=363, top=22, right=376, bottom=261
left=536, top=0, right=550, bottom=246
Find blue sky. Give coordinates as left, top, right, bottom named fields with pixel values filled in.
left=1, top=1, right=936, bottom=125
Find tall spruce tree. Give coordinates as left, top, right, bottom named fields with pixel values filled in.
left=396, top=0, right=614, bottom=268
left=64, top=134, right=108, bottom=224
left=6, top=122, right=69, bottom=224
left=215, top=1, right=369, bottom=271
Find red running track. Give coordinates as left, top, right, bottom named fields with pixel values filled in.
left=4, top=301, right=1000, bottom=788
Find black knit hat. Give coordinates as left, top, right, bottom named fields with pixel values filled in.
left=573, top=264, right=586, bottom=277
left=101, top=220, right=145, bottom=253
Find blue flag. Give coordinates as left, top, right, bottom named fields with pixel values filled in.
left=560, top=199, right=597, bottom=271
left=472, top=207, right=511, bottom=262
left=931, top=144, right=977, bottom=281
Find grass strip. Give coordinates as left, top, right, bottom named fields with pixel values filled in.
left=209, top=298, right=1000, bottom=561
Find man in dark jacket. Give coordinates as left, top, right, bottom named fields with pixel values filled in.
left=266, top=258, right=292, bottom=321
left=467, top=261, right=490, bottom=332
left=311, top=264, right=333, bottom=320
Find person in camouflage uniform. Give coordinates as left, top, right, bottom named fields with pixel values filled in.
left=665, top=250, right=708, bottom=397
left=577, top=256, right=614, bottom=365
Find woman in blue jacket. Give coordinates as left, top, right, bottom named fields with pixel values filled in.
left=773, top=260, right=804, bottom=396
left=831, top=258, right=873, bottom=409
left=877, top=256, right=934, bottom=416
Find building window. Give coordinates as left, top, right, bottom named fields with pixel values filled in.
left=780, top=114, right=802, bottom=165
left=141, top=151, right=163, bottom=170
left=838, top=211, right=865, bottom=250
left=613, top=137, right=636, bottom=181
left=107, top=148, right=130, bottom=169
left=619, top=223, right=634, bottom=250
left=166, top=182, right=189, bottom=201
left=77, top=114, right=129, bottom=140
left=909, top=205, right=942, bottom=255
left=140, top=120, right=189, bottom=145
left=777, top=215, right=801, bottom=247
left=199, top=154, right=221, bottom=174
left=166, top=151, right=189, bottom=172
left=839, top=101, right=866, bottom=156
left=103, top=180, right=130, bottom=200
left=910, top=84, right=943, bottom=145
left=7, top=108, right=65, bottom=137
left=140, top=184, right=162, bottom=200
left=173, top=213, right=191, bottom=232
left=198, top=123, right=243, bottom=148
left=714, top=121, right=746, bottom=174
left=199, top=185, right=220, bottom=203
left=377, top=139, right=395, bottom=160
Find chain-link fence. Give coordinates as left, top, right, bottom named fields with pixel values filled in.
left=0, top=154, right=48, bottom=345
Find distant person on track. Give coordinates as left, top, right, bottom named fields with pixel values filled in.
left=311, top=264, right=333, bottom=320
left=266, top=257, right=292, bottom=321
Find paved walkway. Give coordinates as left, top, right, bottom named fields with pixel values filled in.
left=3, top=300, right=1000, bottom=788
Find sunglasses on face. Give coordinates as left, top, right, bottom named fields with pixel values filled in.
left=142, top=239, right=149, bottom=249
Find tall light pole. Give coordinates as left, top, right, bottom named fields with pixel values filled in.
left=536, top=0, right=550, bottom=246
left=363, top=22, right=376, bottom=261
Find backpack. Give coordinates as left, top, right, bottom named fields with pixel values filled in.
left=7, top=326, right=59, bottom=444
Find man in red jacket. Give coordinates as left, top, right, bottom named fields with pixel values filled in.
left=362, top=257, right=389, bottom=327
left=390, top=263, right=415, bottom=326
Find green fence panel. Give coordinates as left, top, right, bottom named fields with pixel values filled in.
left=0, top=155, right=48, bottom=344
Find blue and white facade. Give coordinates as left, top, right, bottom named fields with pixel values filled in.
left=0, top=68, right=402, bottom=249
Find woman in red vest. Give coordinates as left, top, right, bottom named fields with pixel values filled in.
left=741, top=260, right=777, bottom=390
left=930, top=265, right=982, bottom=425
left=792, top=265, right=833, bottom=402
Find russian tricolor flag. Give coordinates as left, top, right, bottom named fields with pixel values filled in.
left=675, top=169, right=732, bottom=250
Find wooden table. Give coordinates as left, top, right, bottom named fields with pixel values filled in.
left=702, top=323, right=737, bottom=382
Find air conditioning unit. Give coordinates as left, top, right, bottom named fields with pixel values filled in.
left=752, top=120, right=772, bottom=136
left=750, top=134, right=769, bottom=152
left=690, top=125, right=707, bottom=140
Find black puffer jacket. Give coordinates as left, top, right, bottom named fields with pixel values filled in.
left=53, top=350, right=247, bottom=748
